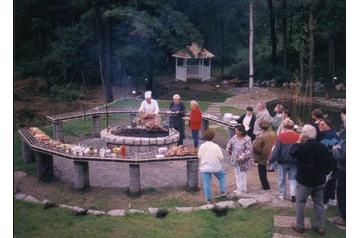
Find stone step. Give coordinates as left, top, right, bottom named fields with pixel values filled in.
left=272, top=233, right=304, bottom=238
left=273, top=215, right=311, bottom=229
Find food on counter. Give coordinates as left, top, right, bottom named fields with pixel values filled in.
left=158, top=147, right=168, bottom=155
left=165, top=145, right=198, bottom=157
left=155, top=154, right=165, bottom=158
left=112, top=145, right=126, bottom=158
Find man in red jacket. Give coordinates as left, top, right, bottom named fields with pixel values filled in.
left=189, top=100, right=202, bottom=148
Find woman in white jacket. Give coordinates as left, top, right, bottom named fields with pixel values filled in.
left=198, top=129, right=226, bottom=203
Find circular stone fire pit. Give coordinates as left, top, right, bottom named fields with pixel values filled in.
left=100, top=126, right=180, bottom=152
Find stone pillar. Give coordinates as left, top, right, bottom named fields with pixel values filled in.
left=91, top=115, right=101, bottom=138
left=22, top=141, right=35, bottom=163
left=186, top=159, right=198, bottom=192
left=130, top=113, right=136, bottom=128
left=74, top=161, right=90, bottom=190
left=52, top=121, right=64, bottom=142
left=228, top=127, right=235, bottom=139
left=129, top=164, right=140, bottom=194
left=36, top=152, right=54, bottom=183
left=200, top=119, right=209, bottom=139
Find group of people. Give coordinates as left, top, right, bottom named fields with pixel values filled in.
left=197, top=101, right=346, bottom=236
left=138, top=91, right=202, bottom=145
left=138, top=91, right=346, bottom=235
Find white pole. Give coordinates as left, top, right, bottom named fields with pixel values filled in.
left=249, top=0, right=254, bottom=90
left=175, top=57, right=178, bottom=80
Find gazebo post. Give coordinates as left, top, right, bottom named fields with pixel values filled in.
left=201, top=59, right=204, bottom=81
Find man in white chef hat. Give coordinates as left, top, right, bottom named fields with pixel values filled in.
left=138, top=91, right=160, bottom=129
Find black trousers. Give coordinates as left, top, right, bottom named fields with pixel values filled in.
left=324, top=169, right=337, bottom=204
left=174, top=124, right=185, bottom=145
left=258, top=164, right=270, bottom=190
left=337, top=169, right=346, bottom=220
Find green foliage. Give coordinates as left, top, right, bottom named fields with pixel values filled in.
left=14, top=0, right=345, bottom=91
left=49, top=84, right=85, bottom=102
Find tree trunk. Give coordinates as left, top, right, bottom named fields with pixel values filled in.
left=308, top=0, right=315, bottom=97
left=249, top=0, right=254, bottom=89
left=267, top=0, right=277, bottom=65
left=299, top=38, right=305, bottom=87
left=95, top=2, right=113, bottom=103
left=282, top=0, right=288, bottom=69
left=103, top=0, right=113, bottom=102
left=328, top=35, right=335, bottom=87
left=220, top=20, right=225, bottom=81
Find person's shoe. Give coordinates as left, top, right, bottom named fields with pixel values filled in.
left=324, top=204, right=328, bottom=210
left=205, top=199, right=212, bottom=204
left=278, top=195, right=285, bottom=201
left=291, top=225, right=304, bottom=234
left=313, top=227, right=326, bottom=236
left=267, top=169, right=275, bottom=172
left=219, top=192, right=228, bottom=197
left=233, top=189, right=240, bottom=195
left=328, top=199, right=337, bottom=206
left=291, top=196, right=296, bottom=203
left=331, top=217, right=346, bottom=226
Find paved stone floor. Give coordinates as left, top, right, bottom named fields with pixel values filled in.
left=53, top=134, right=310, bottom=209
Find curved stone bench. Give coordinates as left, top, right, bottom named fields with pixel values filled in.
left=18, top=128, right=198, bottom=194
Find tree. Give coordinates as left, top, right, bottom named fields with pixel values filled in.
left=249, top=0, right=254, bottom=89
left=307, top=0, right=315, bottom=97
left=267, top=0, right=277, bottom=65
left=282, top=0, right=288, bottom=69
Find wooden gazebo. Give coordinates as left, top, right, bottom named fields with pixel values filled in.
left=172, top=42, right=214, bottom=82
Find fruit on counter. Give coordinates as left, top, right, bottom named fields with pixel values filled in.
left=112, top=147, right=121, bottom=154
left=112, top=146, right=126, bottom=158
left=119, top=145, right=126, bottom=158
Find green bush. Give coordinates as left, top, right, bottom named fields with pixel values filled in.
left=49, top=84, right=84, bottom=102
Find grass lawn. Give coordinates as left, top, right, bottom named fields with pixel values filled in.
left=14, top=200, right=345, bottom=238
left=160, top=88, right=233, bottom=102
left=108, top=98, right=211, bottom=113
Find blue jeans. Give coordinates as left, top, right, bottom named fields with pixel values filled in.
left=202, top=171, right=226, bottom=201
left=278, top=164, right=297, bottom=197
left=192, top=130, right=199, bottom=148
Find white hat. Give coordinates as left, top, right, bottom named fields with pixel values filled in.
left=144, top=91, right=152, bottom=99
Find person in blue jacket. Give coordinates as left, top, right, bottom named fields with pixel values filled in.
left=318, top=118, right=340, bottom=209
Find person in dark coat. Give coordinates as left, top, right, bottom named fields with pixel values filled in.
left=311, top=108, right=324, bottom=141
left=332, top=108, right=346, bottom=226
left=318, top=118, right=340, bottom=209
left=169, top=94, right=186, bottom=145
left=290, top=124, right=334, bottom=236
left=237, top=106, right=256, bottom=140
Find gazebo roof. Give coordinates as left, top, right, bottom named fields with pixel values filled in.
left=172, top=42, right=214, bottom=59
